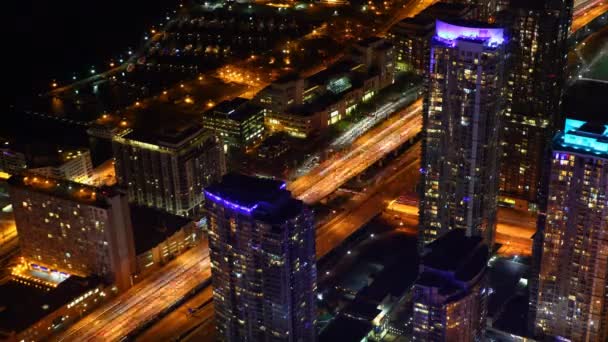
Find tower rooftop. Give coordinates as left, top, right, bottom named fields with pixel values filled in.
left=554, top=118, right=608, bottom=157
left=434, top=19, right=505, bottom=47
left=204, top=173, right=303, bottom=223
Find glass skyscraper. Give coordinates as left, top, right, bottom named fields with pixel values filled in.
left=498, top=0, right=573, bottom=207
left=419, top=20, right=507, bottom=249
left=205, top=174, right=317, bottom=342
left=112, top=123, right=225, bottom=218
left=534, top=118, right=607, bottom=341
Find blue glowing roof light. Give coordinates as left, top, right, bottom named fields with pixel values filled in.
left=435, top=20, right=505, bottom=46
left=555, top=118, right=608, bottom=157
left=204, top=191, right=259, bottom=215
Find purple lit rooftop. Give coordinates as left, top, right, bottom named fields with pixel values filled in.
left=435, top=20, right=505, bottom=46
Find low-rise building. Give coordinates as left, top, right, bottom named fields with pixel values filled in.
left=257, top=133, right=291, bottom=159
left=412, top=229, right=489, bottom=341
left=0, top=138, right=27, bottom=177
left=256, top=38, right=395, bottom=138
left=201, top=97, right=265, bottom=151
left=130, top=205, right=199, bottom=278
left=28, top=149, right=94, bottom=184
left=0, top=276, right=111, bottom=342
left=0, top=140, right=94, bottom=184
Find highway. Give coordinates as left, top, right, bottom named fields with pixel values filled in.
left=315, top=144, right=421, bottom=257
left=379, top=0, right=438, bottom=35
left=293, top=92, right=420, bottom=178
left=135, top=287, right=214, bottom=342
left=330, top=87, right=421, bottom=150
left=54, top=240, right=212, bottom=342
left=289, top=99, right=423, bottom=204
left=571, top=3, right=608, bottom=33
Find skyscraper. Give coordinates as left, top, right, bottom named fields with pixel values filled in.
left=205, top=174, right=317, bottom=341
left=444, top=0, right=502, bottom=21
left=534, top=118, right=607, bottom=342
left=112, top=123, right=225, bottom=218
left=419, top=20, right=507, bottom=249
left=8, top=174, right=136, bottom=291
left=412, top=229, right=489, bottom=341
left=498, top=0, right=573, bottom=208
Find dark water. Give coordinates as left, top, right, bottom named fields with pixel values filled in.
left=11, top=0, right=180, bottom=99
left=7, top=1, right=180, bottom=164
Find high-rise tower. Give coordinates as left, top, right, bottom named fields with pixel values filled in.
left=419, top=20, right=507, bottom=249
left=205, top=174, right=317, bottom=342
left=534, top=118, right=607, bottom=342
left=498, top=0, right=573, bottom=208
left=112, top=123, right=225, bottom=218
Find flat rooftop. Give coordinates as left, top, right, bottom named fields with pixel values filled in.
left=563, top=80, right=608, bottom=122
left=122, top=121, right=208, bottom=147
left=554, top=117, right=608, bottom=157
left=131, top=205, right=194, bottom=255
left=319, top=315, right=372, bottom=342
left=0, top=276, right=101, bottom=334
left=7, top=174, right=120, bottom=208
left=205, top=173, right=304, bottom=223
left=204, top=98, right=262, bottom=122
left=420, top=229, right=488, bottom=283
left=0, top=139, right=88, bottom=168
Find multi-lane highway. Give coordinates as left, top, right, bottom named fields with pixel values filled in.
left=315, top=144, right=422, bottom=257
left=330, top=87, right=421, bottom=150
left=135, top=287, right=215, bottom=342
left=571, top=3, right=608, bottom=33
left=379, top=0, right=438, bottom=35
left=54, top=240, right=212, bottom=342
left=289, top=99, right=423, bottom=204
